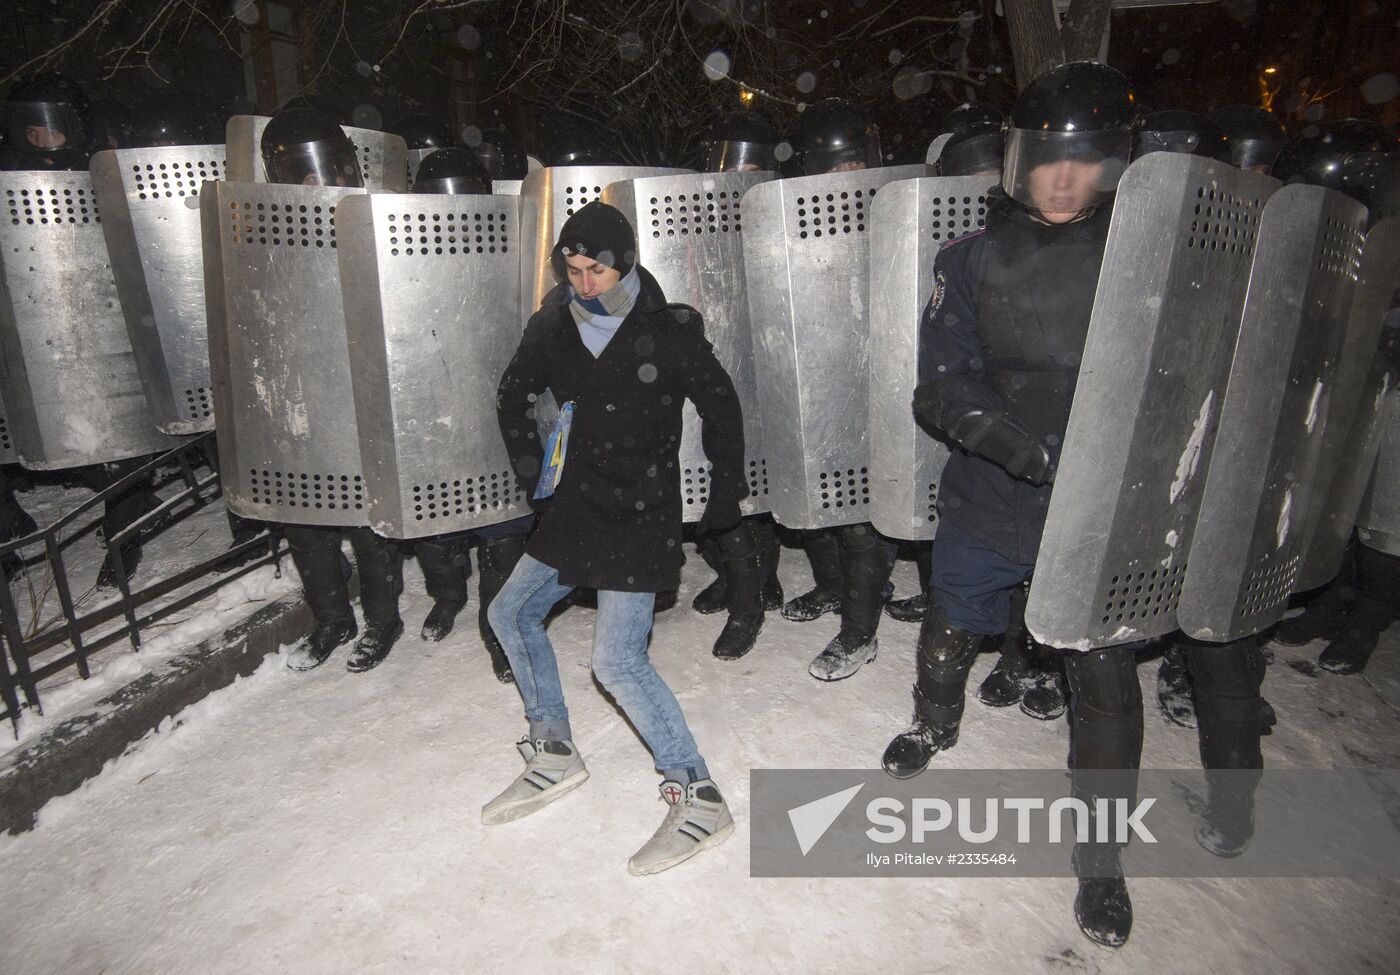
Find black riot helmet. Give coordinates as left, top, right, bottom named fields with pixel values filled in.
left=260, top=107, right=363, bottom=187
left=2, top=72, right=92, bottom=166
left=939, top=121, right=1005, bottom=177
left=1002, top=61, right=1138, bottom=218
left=945, top=102, right=1004, bottom=135
left=1209, top=106, right=1287, bottom=172
left=703, top=110, right=779, bottom=173
left=88, top=99, right=133, bottom=151
left=788, top=98, right=881, bottom=175
left=468, top=128, right=528, bottom=180
left=393, top=113, right=452, bottom=150
left=412, top=147, right=491, bottom=194
left=130, top=91, right=219, bottom=148
left=1276, top=119, right=1400, bottom=214
left=276, top=93, right=352, bottom=126
left=1134, top=110, right=1230, bottom=162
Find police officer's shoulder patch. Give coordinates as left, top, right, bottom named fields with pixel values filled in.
left=930, top=269, right=947, bottom=317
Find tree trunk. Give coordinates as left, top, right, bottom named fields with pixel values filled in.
left=1060, top=0, right=1114, bottom=61
left=1003, top=0, right=1065, bottom=91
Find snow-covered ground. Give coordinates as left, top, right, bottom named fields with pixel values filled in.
left=0, top=543, right=1397, bottom=974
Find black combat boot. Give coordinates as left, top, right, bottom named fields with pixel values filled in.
left=691, top=536, right=728, bottom=614
left=713, top=523, right=765, bottom=661
left=346, top=617, right=405, bottom=672
left=1155, top=643, right=1196, bottom=727
left=881, top=612, right=984, bottom=777
left=478, top=533, right=529, bottom=682
left=783, top=529, right=844, bottom=622
left=417, top=535, right=471, bottom=642
left=809, top=526, right=894, bottom=681
left=1185, top=639, right=1266, bottom=858
left=755, top=519, right=784, bottom=612
left=284, top=525, right=357, bottom=671
left=884, top=543, right=932, bottom=623
left=1316, top=545, right=1397, bottom=673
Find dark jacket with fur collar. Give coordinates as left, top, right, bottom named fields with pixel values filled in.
left=496, top=266, right=747, bottom=592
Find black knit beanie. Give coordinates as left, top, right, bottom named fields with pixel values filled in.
left=550, top=200, right=637, bottom=281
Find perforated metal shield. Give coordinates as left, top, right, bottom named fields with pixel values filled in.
left=1358, top=388, right=1400, bottom=556
left=742, top=164, right=932, bottom=531
left=1024, top=153, right=1279, bottom=650
left=1296, top=219, right=1400, bottom=589
left=336, top=192, right=530, bottom=538
left=494, top=179, right=523, bottom=197
left=1177, top=186, right=1368, bottom=641
left=89, top=145, right=226, bottom=434
left=405, top=147, right=432, bottom=190
left=601, top=170, right=775, bottom=522
left=203, top=180, right=369, bottom=527
left=517, top=166, right=692, bottom=324
left=868, top=176, right=995, bottom=541
left=0, top=171, right=188, bottom=469
left=223, top=115, right=408, bottom=191
left=0, top=392, right=15, bottom=464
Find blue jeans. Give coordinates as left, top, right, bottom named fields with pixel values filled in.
left=486, top=554, right=709, bottom=782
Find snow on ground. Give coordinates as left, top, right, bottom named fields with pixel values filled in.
left=0, top=545, right=1397, bottom=974
left=3, top=479, right=298, bottom=746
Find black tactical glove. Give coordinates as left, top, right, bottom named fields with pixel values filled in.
left=945, top=409, right=1054, bottom=486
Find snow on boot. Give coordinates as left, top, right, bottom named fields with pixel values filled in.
left=420, top=598, right=466, bottom=642
left=1195, top=781, right=1256, bottom=858
left=761, top=575, right=784, bottom=612
left=345, top=618, right=405, bottom=673
left=782, top=586, right=842, bottom=622
left=627, top=778, right=735, bottom=876
left=1156, top=647, right=1197, bottom=728
left=1072, top=844, right=1132, bottom=949
left=1271, top=590, right=1348, bottom=647
left=286, top=618, right=357, bottom=671
left=691, top=576, right=728, bottom=615
left=481, top=738, right=589, bottom=825
left=882, top=688, right=960, bottom=779
left=883, top=591, right=928, bottom=624
left=978, top=648, right=1035, bottom=708
left=808, top=633, right=878, bottom=681
left=482, top=626, right=515, bottom=683
left=1020, top=668, right=1067, bottom=721
left=714, top=614, right=764, bottom=661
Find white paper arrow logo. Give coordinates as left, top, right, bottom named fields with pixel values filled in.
left=787, top=783, right=864, bottom=856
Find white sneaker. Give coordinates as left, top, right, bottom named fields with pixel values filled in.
left=627, top=779, right=735, bottom=876
left=481, top=738, right=589, bottom=825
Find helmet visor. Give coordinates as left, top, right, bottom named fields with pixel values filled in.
left=800, top=133, right=881, bottom=175
left=706, top=139, right=775, bottom=173
left=939, top=133, right=1004, bottom=177
left=263, top=139, right=363, bottom=187
left=1229, top=136, right=1284, bottom=172
left=414, top=175, right=491, bottom=195
left=1002, top=128, right=1132, bottom=216
left=7, top=101, right=87, bottom=152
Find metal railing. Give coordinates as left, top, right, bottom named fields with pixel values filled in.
left=0, top=433, right=286, bottom=735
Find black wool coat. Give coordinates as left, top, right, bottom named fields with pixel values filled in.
left=496, top=267, right=747, bottom=592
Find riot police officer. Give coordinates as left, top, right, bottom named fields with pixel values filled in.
left=2, top=73, right=163, bottom=589
left=258, top=107, right=407, bottom=672
left=883, top=63, right=1271, bottom=948
left=688, top=111, right=785, bottom=660
left=1209, top=105, right=1288, bottom=174
left=405, top=147, right=530, bottom=682
left=777, top=98, right=900, bottom=681
left=1133, top=109, right=1230, bottom=161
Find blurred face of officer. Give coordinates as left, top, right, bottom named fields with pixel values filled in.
left=26, top=125, right=67, bottom=149
left=1025, top=157, right=1104, bottom=224
left=829, top=159, right=867, bottom=173
left=564, top=251, right=620, bottom=300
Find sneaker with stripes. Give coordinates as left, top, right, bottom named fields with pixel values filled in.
left=481, top=738, right=589, bottom=825
left=627, top=778, right=735, bottom=876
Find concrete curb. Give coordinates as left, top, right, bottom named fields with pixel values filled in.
left=0, top=592, right=314, bottom=835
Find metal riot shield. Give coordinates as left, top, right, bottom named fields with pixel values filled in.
left=742, top=164, right=933, bottom=531
left=89, top=145, right=226, bottom=434
left=517, top=165, right=691, bottom=324
left=1024, top=153, right=1279, bottom=649
left=1177, top=185, right=1368, bottom=641
left=494, top=179, right=523, bottom=197
left=601, top=170, right=775, bottom=522
left=1296, top=219, right=1400, bottom=588
left=202, top=180, right=369, bottom=527
left=868, top=176, right=996, bottom=541
left=1357, top=388, right=1400, bottom=556
left=0, top=392, right=14, bottom=464
left=337, top=192, right=531, bottom=538
left=405, top=147, right=432, bottom=190
left=0, top=170, right=188, bottom=469
left=223, top=115, right=408, bottom=191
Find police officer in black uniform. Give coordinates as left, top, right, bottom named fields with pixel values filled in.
left=403, top=146, right=531, bottom=682
left=1, top=72, right=164, bottom=590
left=687, top=111, right=785, bottom=660
left=776, top=98, right=901, bottom=681
left=881, top=63, right=1271, bottom=948
left=257, top=107, right=408, bottom=673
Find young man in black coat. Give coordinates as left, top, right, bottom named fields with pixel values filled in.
left=484, top=201, right=748, bottom=876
